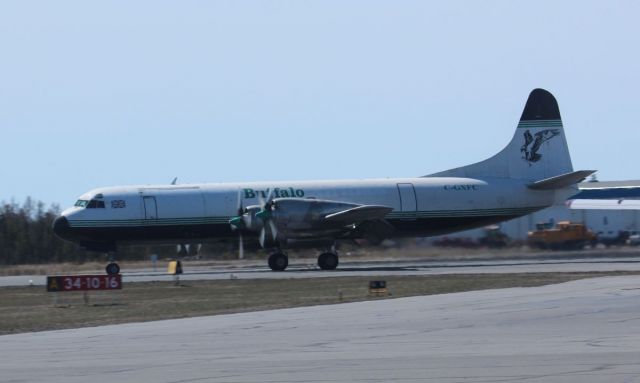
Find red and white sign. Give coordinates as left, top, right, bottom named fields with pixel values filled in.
left=47, top=275, right=122, bottom=292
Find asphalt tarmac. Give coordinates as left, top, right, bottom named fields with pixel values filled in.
left=2, top=275, right=640, bottom=382
left=4, top=255, right=640, bottom=287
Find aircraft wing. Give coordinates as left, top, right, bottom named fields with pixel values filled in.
left=324, top=205, right=393, bottom=223
left=244, top=198, right=395, bottom=241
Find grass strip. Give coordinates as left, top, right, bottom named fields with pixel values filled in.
left=1, top=271, right=638, bottom=335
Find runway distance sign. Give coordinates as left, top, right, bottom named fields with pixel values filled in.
left=47, top=275, right=122, bottom=292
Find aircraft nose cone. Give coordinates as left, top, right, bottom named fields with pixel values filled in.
left=52, top=216, right=71, bottom=240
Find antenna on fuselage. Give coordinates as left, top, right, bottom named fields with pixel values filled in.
left=170, top=177, right=178, bottom=185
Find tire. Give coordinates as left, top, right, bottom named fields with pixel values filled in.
left=318, top=252, right=339, bottom=270
left=106, top=262, right=120, bottom=275
left=268, top=252, right=288, bottom=271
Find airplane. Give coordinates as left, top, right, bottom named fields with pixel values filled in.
left=53, top=88, right=594, bottom=274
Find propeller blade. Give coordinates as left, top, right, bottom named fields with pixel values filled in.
left=268, top=219, right=278, bottom=241
left=231, top=188, right=255, bottom=230
left=265, top=188, right=275, bottom=204
left=249, top=187, right=278, bottom=250
left=236, top=188, right=243, bottom=212
left=235, top=188, right=247, bottom=259
left=244, top=212, right=252, bottom=229
left=259, top=228, right=266, bottom=249
left=258, top=188, right=275, bottom=210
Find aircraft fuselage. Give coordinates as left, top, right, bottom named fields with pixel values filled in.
left=54, top=176, right=557, bottom=251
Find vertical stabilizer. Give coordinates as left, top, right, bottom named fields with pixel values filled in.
left=427, top=89, right=574, bottom=181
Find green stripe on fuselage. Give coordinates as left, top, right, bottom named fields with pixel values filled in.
left=68, top=207, right=544, bottom=228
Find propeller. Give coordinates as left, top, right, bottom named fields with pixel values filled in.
left=256, top=189, right=278, bottom=248
left=228, top=188, right=280, bottom=251
left=229, top=189, right=246, bottom=259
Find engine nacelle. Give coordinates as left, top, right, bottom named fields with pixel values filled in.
left=270, top=198, right=359, bottom=232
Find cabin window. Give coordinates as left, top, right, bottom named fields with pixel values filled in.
left=74, top=200, right=89, bottom=207
left=86, top=200, right=105, bottom=209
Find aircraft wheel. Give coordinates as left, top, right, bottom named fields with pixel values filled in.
left=106, top=262, right=120, bottom=275
left=318, top=252, right=339, bottom=270
left=268, top=252, right=288, bottom=271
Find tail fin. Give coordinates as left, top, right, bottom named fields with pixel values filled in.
left=427, top=89, right=574, bottom=181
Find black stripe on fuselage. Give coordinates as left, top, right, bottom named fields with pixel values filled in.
left=63, top=214, right=524, bottom=249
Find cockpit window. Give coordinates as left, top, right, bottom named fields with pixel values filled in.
left=75, top=199, right=105, bottom=209
left=87, top=200, right=106, bottom=209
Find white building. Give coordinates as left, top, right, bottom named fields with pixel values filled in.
left=433, top=181, right=640, bottom=241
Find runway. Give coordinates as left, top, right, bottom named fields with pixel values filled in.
left=2, top=275, right=640, bottom=382
left=4, top=254, right=640, bottom=287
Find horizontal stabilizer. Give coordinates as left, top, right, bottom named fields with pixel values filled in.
left=324, top=205, right=393, bottom=223
left=527, top=170, right=596, bottom=190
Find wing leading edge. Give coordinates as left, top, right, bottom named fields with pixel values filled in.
left=324, top=205, right=393, bottom=223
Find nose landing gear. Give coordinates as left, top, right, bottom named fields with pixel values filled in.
left=105, top=252, right=120, bottom=275
left=106, top=262, right=120, bottom=275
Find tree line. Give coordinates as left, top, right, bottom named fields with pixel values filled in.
left=0, top=198, right=77, bottom=264
left=0, top=197, right=183, bottom=265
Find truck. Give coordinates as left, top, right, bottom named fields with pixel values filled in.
left=527, top=221, right=597, bottom=250
left=479, top=225, right=510, bottom=248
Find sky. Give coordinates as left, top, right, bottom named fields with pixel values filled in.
left=1, top=1, right=639, bottom=207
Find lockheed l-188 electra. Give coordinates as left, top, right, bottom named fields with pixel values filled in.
left=53, top=89, right=594, bottom=274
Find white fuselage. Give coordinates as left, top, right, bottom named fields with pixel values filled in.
left=55, top=176, right=559, bottom=251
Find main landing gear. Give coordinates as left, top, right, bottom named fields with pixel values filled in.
left=105, top=252, right=120, bottom=275
left=266, top=250, right=339, bottom=271
left=317, top=251, right=339, bottom=270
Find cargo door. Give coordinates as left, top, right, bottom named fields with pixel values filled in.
left=143, top=196, right=158, bottom=219
left=397, top=183, right=417, bottom=219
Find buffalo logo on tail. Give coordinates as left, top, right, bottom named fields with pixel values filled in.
left=520, top=129, right=560, bottom=164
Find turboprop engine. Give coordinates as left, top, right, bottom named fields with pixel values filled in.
left=229, top=196, right=393, bottom=253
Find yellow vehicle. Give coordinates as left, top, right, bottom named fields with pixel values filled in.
left=527, top=221, right=596, bottom=250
